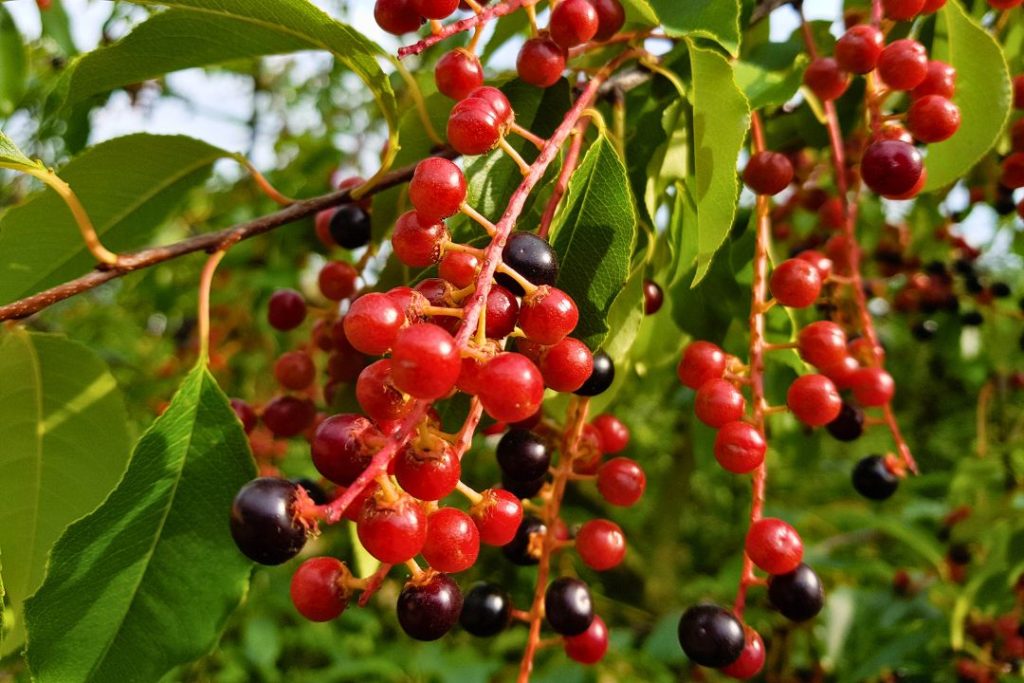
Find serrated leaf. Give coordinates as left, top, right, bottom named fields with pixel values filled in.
left=0, top=134, right=230, bottom=305
left=24, top=364, right=257, bottom=683
left=620, top=0, right=659, bottom=25
left=688, top=42, right=750, bottom=285
left=0, top=6, right=26, bottom=116
left=923, top=0, right=1012, bottom=191
left=551, top=136, right=637, bottom=350
left=0, top=330, right=131, bottom=657
left=0, top=130, right=41, bottom=173
left=649, top=0, right=741, bottom=56
left=735, top=49, right=808, bottom=110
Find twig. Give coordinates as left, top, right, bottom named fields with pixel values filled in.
left=397, top=0, right=525, bottom=58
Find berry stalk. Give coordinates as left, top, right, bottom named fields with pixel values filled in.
left=397, top=0, right=526, bottom=58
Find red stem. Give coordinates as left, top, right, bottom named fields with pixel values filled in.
left=538, top=119, right=588, bottom=239
left=397, top=0, right=525, bottom=58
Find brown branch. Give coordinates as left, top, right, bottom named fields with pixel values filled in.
left=0, top=150, right=456, bottom=322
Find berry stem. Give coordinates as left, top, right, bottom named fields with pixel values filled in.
left=538, top=119, right=588, bottom=239
left=499, top=137, right=534, bottom=176
left=391, top=57, right=445, bottom=146
left=396, top=0, right=526, bottom=58
left=459, top=203, right=498, bottom=236
left=510, top=123, right=547, bottom=150
left=197, top=244, right=233, bottom=362
left=231, top=154, right=296, bottom=206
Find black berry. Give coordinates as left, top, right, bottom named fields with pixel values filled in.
left=502, top=474, right=546, bottom=499
left=825, top=401, right=865, bottom=442
left=502, top=515, right=546, bottom=565
left=677, top=604, right=744, bottom=668
left=767, top=563, right=825, bottom=622
left=497, top=232, right=559, bottom=295
left=460, top=582, right=512, bottom=637
left=852, top=455, right=899, bottom=500
left=229, top=478, right=307, bottom=565
left=544, top=577, right=594, bottom=636
left=397, top=573, right=463, bottom=641
left=574, top=350, right=614, bottom=396
left=497, top=429, right=551, bottom=482
left=329, top=204, right=372, bottom=249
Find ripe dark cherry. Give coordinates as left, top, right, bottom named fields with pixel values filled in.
left=356, top=359, right=413, bottom=423
left=643, top=279, right=664, bottom=314
left=574, top=349, right=615, bottom=396
left=485, top=284, right=520, bottom=339
left=826, top=401, right=865, bottom=442
left=328, top=203, right=372, bottom=249
left=471, top=488, right=524, bottom=545
left=798, top=321, right=847, bottom=368
left=394, top=441, right=461, bottom=501
left=397, top=573, right=463, bottom=641
left=770, top=258, right=822, bottom=308
left=517, top=37, right=566, bottom=88
left=344, top=293, right=405, bottom=356
left=447, top=98, right=502, bottom=155
left=262, top=395, right=315, bottom=437
left=852, top=455, right=900, bottom=500
left=290, top=556, right=350, bottom=621
left=466, top=85, right=514, bottom=128
left=319, top=261, right=358, bottom=301
left=803, top=57, right=850, bottom=101
left=502, top=473, right=546, bottom=499
left=835, top=25, right=884, bottom=74
left=497, top=429, right=551, bottom=483
left=907, top=95, right=961, bottom=143
left=878, top=39, right=929, bottom=91
left=861, top=140, right=924, bottom=198
left=787, top=374, right=842, bottom=426
left=564, top=614, right=609, bottom=664
left=409, top=157, right=467, bottom=223
left=537, top=337, right=593, bottom=392
left=435, top=48, right=484, bottom=100
left=882, top=0, right=925, bottom=20
left=267, top=289, right=307, bottom=331
left=477, top=353, right=545, bottom=423
left=850, top=366, right=895, bottom=406
left=230, top=478, right=307, bottom=565
left=498, top=232, right=560, bottom=294
left=767, top=563, right=824, bottom=622
left=390, top=323, right=460, bottom=400
left=274, top=350, right=315, bottom=391
left=412, top=0, right=458, bottom=19
left=311, top=414, right=382, bottom=485
left=439, top=250, right=479, bottom=287
left=597, top=457, right=645, bottom=506
left=713, top=421, right=766, bottom=474
left=544, top=577, right=594, bottom=636
left=743, top=150, right=794, bottom=195
left=694, top=378, right=746, bottom=428
left=591, top=0, right=626, bottom=41
left=677, top=604, right=745, bottom=668
left=576, top=519, right=626, bottom=571
left=746, top=518, right=804, bottom=575
left=502, top=515, right=546, bottom=565
left=422, top=507, right=480, bottom=573
left=912, top=60, right=957, bottom=99
left=720, top=628, right=766, bottom=679
left=592, top=413, right=629, bottom=454
left=460, top=582, right=512, bottom=636
left=1003, top=153, right=1024, bottom=189
left=519, top=286, right=579, bottom=345
left=1015, top=73, right=1024, bottom=109
left=374, top=0, right=423, bottom=34
left=356, top=494, right=427, bottom=564
left=230, top=398, right=257, bottom=434
left=678, top=341, right=727, bottom=389
left=549, top=0, right=598, bottom=48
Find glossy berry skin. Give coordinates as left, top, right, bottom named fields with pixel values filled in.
left=643, top=279, right=664, bottom=314
left=545, top=577, right=594, bottom=636
left=422, top=507, right=480, bottom=573
left=356, top=359, right=413, bottom=423
left=319, top=261, right=358, bottom=301
left=537, top=337, right=593, bottom=392
left=835, top=25, right=884, bottom=74
left=466, top=86, right=514, bottom=127
left=549, top=0, right=599, bottom=48
left=694, top=378, right=746, bottom=428
left=413, top=0, right=458, bottom=21
left=477, top=353, right=545, bottom=423
left=576, top=519, right=626, bottom=570
left=803, top=58, right=850, bottom=101
left=460, top=582, right=511, bottom=636
left=678, top=341, right=727, bottom=389
left=435, top=48, right=484, bottom=100
left=497, top=429, right=551, bottom=483
left=397, top=573, right=463, bottom=641
left=267, top=289, right=307, bottom=331
left=230, top=478, right=307, bottom=565
left=485, top=285, right=520, bottom=339
left=392, top=211, right=448, bottom=268
left=410, top=157, right=467, bottom=223
left=677, top=604, right=745, bottom=668
left=262, top=395, right=315, bottom=437
left=311, top=414, right=382, bottom=486
left=882, top=0, right=925, bottom=20
left=344, top=293, right=405, bottom=356
left=274, top=350, right=315, bottom=390
left=852, top=455, right=899, bottom=500
left=574, top=349, right=615, bottom=396
left=498, top=232, right=560, bottom=294
left=230, top=398, right=258, bottom=434
left=471, top=488, right=524, bottom=545
left=447, top=98, right=502, bottom=155
left=921, top=0, right=947, bottom=11
left=912, top=60, right=957, bottom=99
left=861, top=140, right=924, bottom=198
left=767, top=563, right=824, bottom=622
left=439, top=251, right=479, bottom=288
left=517, top=37, right=566, bottom=88
left=502, top=474, right=545, bottom=499
left=743, top=151, right=794, bottom=195
left=713, top=421, right=766, bottom=474
left=597, top=457, right=645, bottom=506
left=592, top=414, right=629, bottom=454
left=591, top=0, right=626, bottom=40
left=796, top=250, right=833, bottom=280
left=502, top=515, right=546, bottom=565
left=395, top=442, right=461, bottom=501
left=746, top=518, right=804, bottom=575
left=826, top=401, right=865, bottom=442
left=390, top=323, right=460, bottom=400
left=798, top=321, right=847, bottom=369
left=851, top=366, right=895, bottom=406
left=290, top=557, right=349, bottom=621
left=519, top=286, right=579, bottom=344
left=328, top=204, right=372, bottom=249
left=878, top=39, right=929, bottom=91
left=787, top=374, right=842, bottom=426
left=720, top=628, right=766, bottom=679
left=770, top=258, right=822, bottom=308
left=564, top=614, right=608, bottom=664
left=357, top=495, right=427, bottom=564
left=907, top=95, right=961, bottom=143
left=374, top=0, right=423, bottom=34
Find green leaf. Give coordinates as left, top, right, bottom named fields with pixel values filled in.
left=620, top=0, right=660, bottom=26
left=24, top=364, right=258, bottom=683
left=40, top=0, right=77, bottom=57
left=551, top=136, right=638, bottom=350
left=688, top=42, right=750, bottom=285
left=0, top=134, right=230, bottom=305
left=0, top=330, right=131, bottom=657
left=1, top=548, right=6, bottom=650
left=734, top=47, right=809, bottom=110
left=649, top=0, right=741, bottom=56
left=0, top=6, right=26, bottom=116
left=923, top=0, right=1012, bottom=191
left=0, top=130, right=42, bottom=173
left=602, top=264, right=646, bottom=364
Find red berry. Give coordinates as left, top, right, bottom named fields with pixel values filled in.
left=439, top=250, right=479, bottom=287
left=861, top=140, right=924, bottom=198
left=770, top=258, right=822, bottom=308
left=796, top=250, right=833, bottom=280
left=720, top=628, right=766, bottom=679
left=743, top=151, right=794, bottom=195
left=851, top=366, right=896, bottom=406
left=746, top=518, right=804, bottom=575
left=713, top=421, right=766, bottom=474
left=314, top=208, right=335, bottom=248
left=921, top=0, right=947, bottom=11
left=1015, top=74, right=1024, bottom=109
left=410, top=157, right=467, bottom=223
left=477, top=353, right=545, bottom=423
left=835, top=25, right=884, bottom=74
left=878, top=39, right=929, bottom=91
left=564, top=615, right=609, bottom=664
left=470, top=488, right=524, bottom=545
left=1011, top=119, right=1024, bottom=153
left=798, top=321, right=848, bottom=368
left=912, top=60, right=957, bottom=99
left=590, top=0, right=625, bottom=41
left=391, top=211, right=449, bottom=268
left=643, top=279, right=664, bottom=314
left=592, top=414, right=629, bottom=454
left=882, top=0, right=925, bottom=20
left=822, top=354, right=861, bottom=390
left=447, top=97, right=502, bottom=155
left=274, top=350, right=316, bottom=390
left=413, top=0, right=458, bottom=20
left=290, top=557, right=350, bottom=621
left=907, top=95, right=961, bottom=143
left=391, top=323, right=461, bottom=400
left=466, top=86, right=514, bottom=127
left=434, top=48, right=484, bottom=100
left=262, top=395, right=315, bottom=437
left=817, top=196, right=845, bottom=230
left=803, top=58, right=850, bottom=101
left=596, top=457, right=645, bottom=506
left=549, top=0, right=598, bottom=48
left=422, top=507, right=480, bottom=572
left=319, top=261, right=358, bottom=301
left=519, top=286, right=579, bottom=345
left=537, top=337, right=594, bottom=392
left=344, top=293, right=406, bottom=355
left=872, top=121, right=914, bottom=145
left=374, top=0, right=423, bottom=35
left=576, top=519, right=626, bottom=570
left=230, top=398, right=258, bottom=434
left=990, top=0, right=1024, bottom=8
left=677, top=341, right=727, bottom=389
left=485, top=284, right=520, bottom=339
left=1001, top=152, right=1024, bottom=189
left=787, top=374, right=842, bottom=426
left=311, top=414, right=383, bottom=486
left=394, top=440, right=461, bottom=501
left=268, top=289, right=307, bottom=331
left=357, top=494, right=427, bottom=564
left=694, top=378, right=746, bottom=428
left=356, top=359, right=413, bottom=423
left=517, top=37, right=566, bottom=88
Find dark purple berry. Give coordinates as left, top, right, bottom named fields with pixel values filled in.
left=767, top=563, right=825, bottom=622
left=544, top=577, right=594, bottom=636
left=230, top=478, right=307, bottom=565
left=460, top=582, right=512, bottom=637
left=677, top=604, right=744, bottom=668
left=497, top=429, right=551, bottom=482
left=852, top=455, right=899, bottom=500
left=574, top=350, right=614, bottom=396
left=396, top=573, right=463, bottom=641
